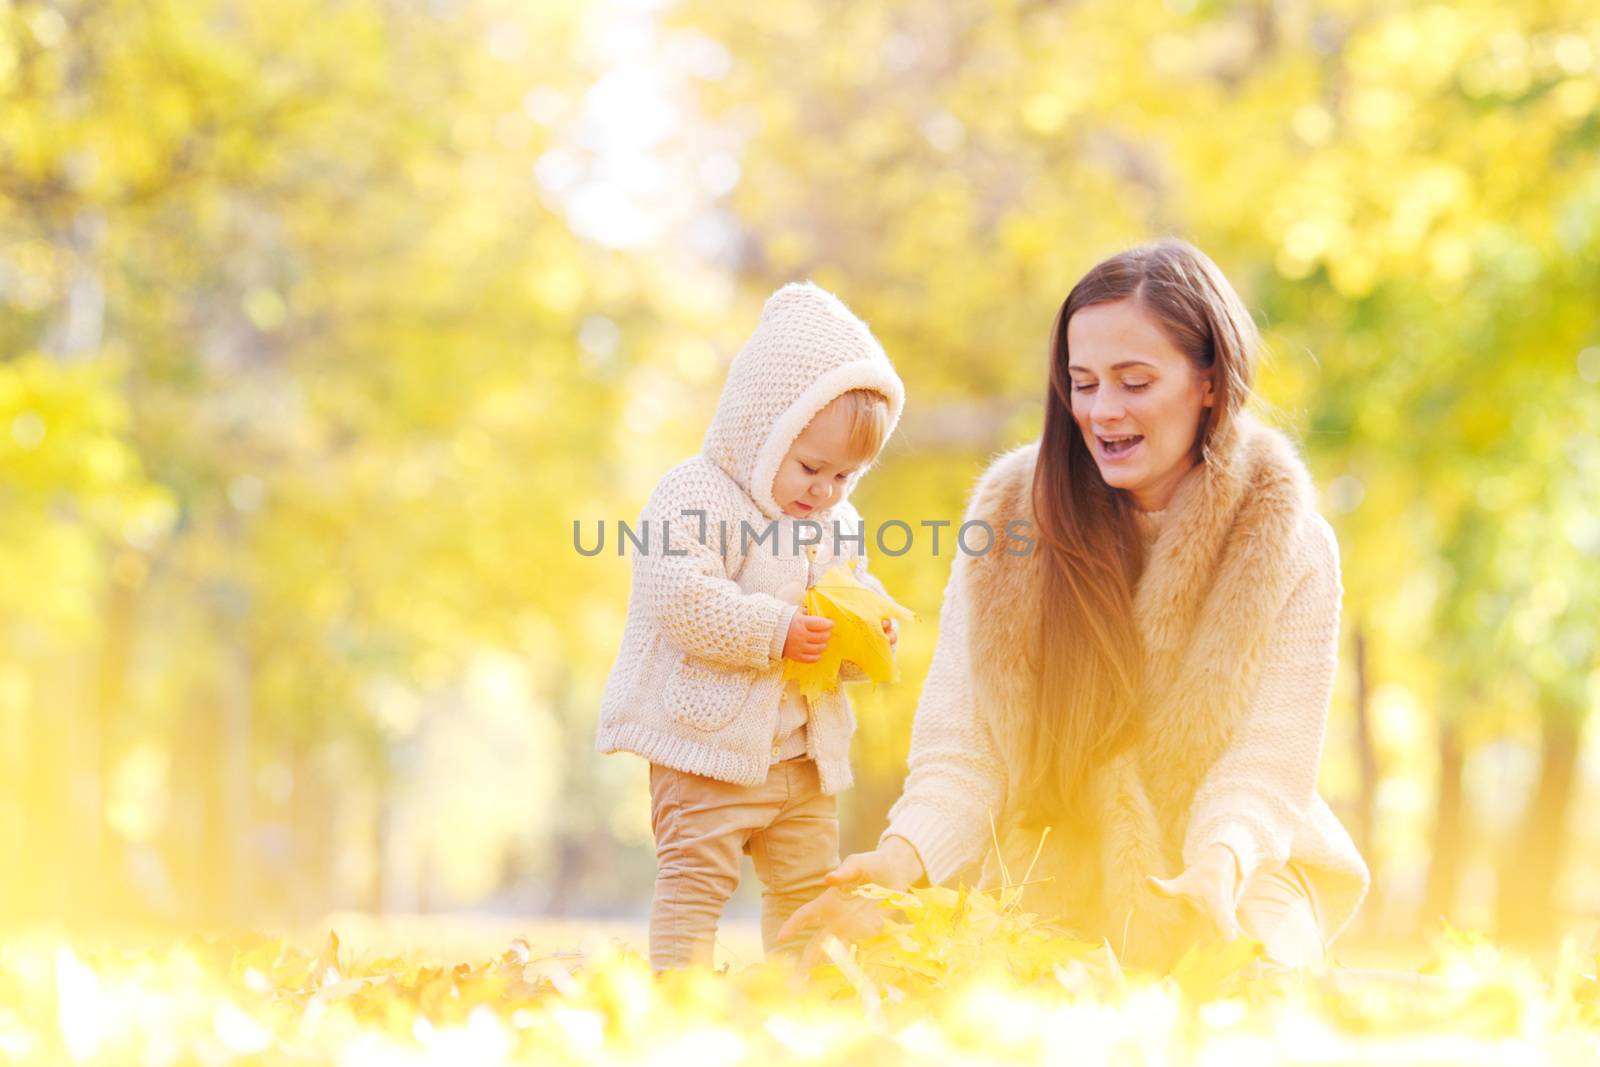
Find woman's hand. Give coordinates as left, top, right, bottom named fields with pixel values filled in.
left=777, top=836, right=925, bottom=969
left=1145, top=843, right=1244, bottom=942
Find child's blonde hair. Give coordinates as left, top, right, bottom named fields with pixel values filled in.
left=833, top=388, right=892, bottom=464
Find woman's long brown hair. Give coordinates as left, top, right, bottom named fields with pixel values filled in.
left=1017, top=238, right=1258, bottom=830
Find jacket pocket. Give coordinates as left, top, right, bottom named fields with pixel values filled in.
left=663, top=656, right=756, bottom=732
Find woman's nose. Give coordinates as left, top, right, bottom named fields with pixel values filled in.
left=1092, top=392, right=1125, bottom=423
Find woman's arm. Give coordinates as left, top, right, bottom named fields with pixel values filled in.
left=877, top=558, right=1008, bottom=885
left=1182, top=516, right=1343, bottom=890
left=779, top=462, right=1022, bottom=955
left=775, top=557, right=1003, bottom=952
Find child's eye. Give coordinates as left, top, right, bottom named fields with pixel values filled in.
left=800, top=463, right=818, bottom=475
left=834, top=471, right=850, bottom=481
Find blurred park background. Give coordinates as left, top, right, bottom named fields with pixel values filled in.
left=1, top=0, right=1597, bottom=962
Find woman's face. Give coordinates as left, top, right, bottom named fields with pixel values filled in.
left=1066, top=298, right=1215, bottom=512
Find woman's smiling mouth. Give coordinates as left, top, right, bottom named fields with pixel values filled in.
left=1097, top=434, right=1144, bottom=460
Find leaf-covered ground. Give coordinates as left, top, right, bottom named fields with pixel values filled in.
left=5, top=886, right=1600, bottom=1065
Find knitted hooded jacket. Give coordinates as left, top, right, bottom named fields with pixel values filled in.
left=879, top=412, right=1370, bottom=969
left=596, top=283, right=906, bottom=795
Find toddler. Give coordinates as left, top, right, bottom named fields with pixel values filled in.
left=596, top=282, right=905, bottom=969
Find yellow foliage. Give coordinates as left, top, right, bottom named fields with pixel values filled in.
left=7, top=915, right=1599, bottom=1063
left=783, top=562, right=917, bottom=700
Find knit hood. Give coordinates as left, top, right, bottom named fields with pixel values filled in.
left=701, top=283, right=905, bottom=520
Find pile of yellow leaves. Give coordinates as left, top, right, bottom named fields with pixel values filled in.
left=4, top=889, right=1600, bottom=1065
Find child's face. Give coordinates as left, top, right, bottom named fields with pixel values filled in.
left=771, top=397, right=865, bottom=519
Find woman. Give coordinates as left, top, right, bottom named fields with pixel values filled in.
left=780, top=239, right=1370, bottom=971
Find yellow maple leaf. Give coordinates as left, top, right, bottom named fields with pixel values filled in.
left=783, top=561, right=916, bottom=700
left=1169, top=933, right=1263, bottom=1002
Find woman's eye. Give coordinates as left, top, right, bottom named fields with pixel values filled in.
left=1072, top=382, right=1095, bottom=393
left=1125, top=381, right=1151, bottom=392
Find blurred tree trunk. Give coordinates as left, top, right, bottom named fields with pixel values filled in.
left=177, top=677, right=228, bottom=924
left=1420, top=717, right=1465, bottom=931
left=221, top=641, right=253, bottom=921
left=290, top=738, right=335, bottom=922
left=368, top=757, right=391, bottom=916
left=46, top=211, right=112, bottom=924
left=1349, top=623, right=1379, bottom=931
left=176, top=609, right=255, bottom=927
left=43, top=213, right=106, bottom=362
left=0, top=682, right=19, bottom=919
left=1494, top=709, right=1583, bottom=944
left=82, top=577, right=138, bottom=921
left=16, top=654, right=72, bottom=922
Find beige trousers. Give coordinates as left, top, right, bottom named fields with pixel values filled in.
left=648, top=758, right=840, bottom=970
left=1236, top=859, right=1326, bottom=969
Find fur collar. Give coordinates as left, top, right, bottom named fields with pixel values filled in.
left=960, top=413, right=1317, bottom=967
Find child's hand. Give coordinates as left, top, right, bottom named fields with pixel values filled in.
left=882, top=618, right=897, bottom=648
left=783, top=613, right=833, bottom=663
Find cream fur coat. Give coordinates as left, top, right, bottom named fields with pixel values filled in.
left=881, top=413, right=1370, bottom=968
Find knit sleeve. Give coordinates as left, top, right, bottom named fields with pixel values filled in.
left=878, top=559, right=1006, bottom=885
left=1182, top=516, right=1343, bottom=888
left=635, top=466, right=794, bottom=671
